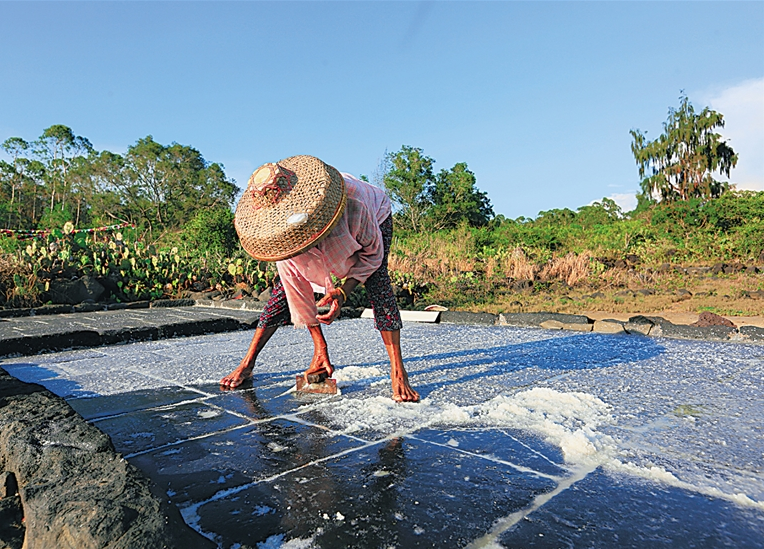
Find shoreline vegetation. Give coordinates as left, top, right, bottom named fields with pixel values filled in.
left=2, top=186, right=761, bottom=319
left=2, top=96, right=762, bottom=318
left=386, top=196, right=764, bottom=318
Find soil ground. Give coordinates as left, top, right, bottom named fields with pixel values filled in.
left=463, top=271, right=764, bottom=328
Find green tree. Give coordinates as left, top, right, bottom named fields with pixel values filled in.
left=383, top=146, right=435, bottom=232
left=87, top=150, right=131, bottom=225
left=1, top=137, right=45, bottom=228
left=429, top=162, right=493, bottom=229
left=118, top=136, right=238, bottom=234
left=33, top=125, right=94, bottom=214
left=575, top=198, right=622, bottom=228
left=534, top=208, right=576, bottom=227
left=1, top=137, right=30, bottom=227
left=182, top=206, right=238, bottom=256
left=630, top=94, right=738, bottom=203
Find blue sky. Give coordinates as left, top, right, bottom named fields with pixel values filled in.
left=1, top=1, right=762, bottom=219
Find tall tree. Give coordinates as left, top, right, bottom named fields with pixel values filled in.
left=33, top=125, right=93, bottom=215
left=382, top=146, right=435, bottom=232
left=1, top=138, right=30, bottom=227
left=630, top=94, right=737, bottom=202
left=0, top=138, right=46, bottom=228
left=117, top=136, right=238, bottom=234
left=429, top=162, right=493, bottom=229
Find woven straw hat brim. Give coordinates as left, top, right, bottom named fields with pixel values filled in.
left=235, top=155, right=347, bottom=262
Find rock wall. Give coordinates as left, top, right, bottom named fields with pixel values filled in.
left=0, top=368, right=214, bottom=549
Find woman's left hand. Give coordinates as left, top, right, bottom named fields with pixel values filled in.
left=316, top=288, right=345, bottom=325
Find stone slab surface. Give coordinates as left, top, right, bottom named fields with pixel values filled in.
left=2, top=319, right=763, bottom=548
left=0, top=307, right=260, bottom=357
left=439, top=310, right=498, bottom=325
left=499, top=312, right=592, bottom=328
left=361, top=309, right=441, bottom=323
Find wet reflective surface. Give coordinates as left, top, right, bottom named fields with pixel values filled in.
left=3, top=319, right=763, bottom=548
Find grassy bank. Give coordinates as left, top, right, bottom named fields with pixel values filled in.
left=387, top=191, right=764, bottom=316
left=2, top=191, right=763, bottom=316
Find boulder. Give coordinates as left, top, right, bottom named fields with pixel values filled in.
left=257, top=287, right=273, bottom=302
left=624, top=315, right=660, bottom=336
left=539, top=319, right=563, bottom=330
left=659, top=323, right=736, bottom=341
left=594, top=320, right=626, bottom=334
left=48, top=276, right=106, bottom=305
left=0, top=367, right=214, bottom=549
left=674, top=289, right=692, bottom=300
left=739, top=326, right=764, bottom=341
left=540, top=319, right=592, bottom=332
left=511, top=279, right=534, bottom=292
left=692, top=312, right=736, bottom=328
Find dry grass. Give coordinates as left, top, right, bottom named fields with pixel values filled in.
left=389, top=229, right=478, bottom=282
left=388, top=230, right=764, bottom=319
left=501, top=247, right=539, bottom=281
left=475, top=271, right=764, bottom=317
left=539, top=252, right=591, bottom=287
left=0, top=254, right=40, bottom=307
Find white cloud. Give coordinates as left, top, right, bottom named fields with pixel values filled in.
left=704, top=77, right=764, bottom=191
left=606, top=192, right=638, bottom=213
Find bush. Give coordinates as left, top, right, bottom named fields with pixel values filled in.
left=181, top=207, right=238, bottom=256
left=0, top=222, right=275, bottom=307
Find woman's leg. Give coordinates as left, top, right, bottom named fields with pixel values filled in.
left=365, top=216, right=419, bottom=402
left=220, top=279, right=290, bottom=388
left=380, top=329, right=419, bottom=402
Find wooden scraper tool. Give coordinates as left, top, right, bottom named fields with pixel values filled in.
left=295, top=370, right=338, bottom=394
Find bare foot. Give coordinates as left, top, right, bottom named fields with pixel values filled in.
left=391, top=366, right=419, bottom=402
left=379, top=329, right=419, bottom=402
left=220, top=360, right=254, bottom=389
left=222, top=326, right=278, bottom=390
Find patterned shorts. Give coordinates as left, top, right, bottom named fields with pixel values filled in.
left=257, top=215, right=403, bottom=332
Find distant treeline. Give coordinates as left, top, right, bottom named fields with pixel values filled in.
left=0, top=125, right=238, bottom=237
left=1, top=127, right=763, bottom=310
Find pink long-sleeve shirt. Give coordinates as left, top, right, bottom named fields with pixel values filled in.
left=276, top=174, right=391, bottom=327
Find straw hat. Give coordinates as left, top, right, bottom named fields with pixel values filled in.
left=234, top=155, right=346, bottom=261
